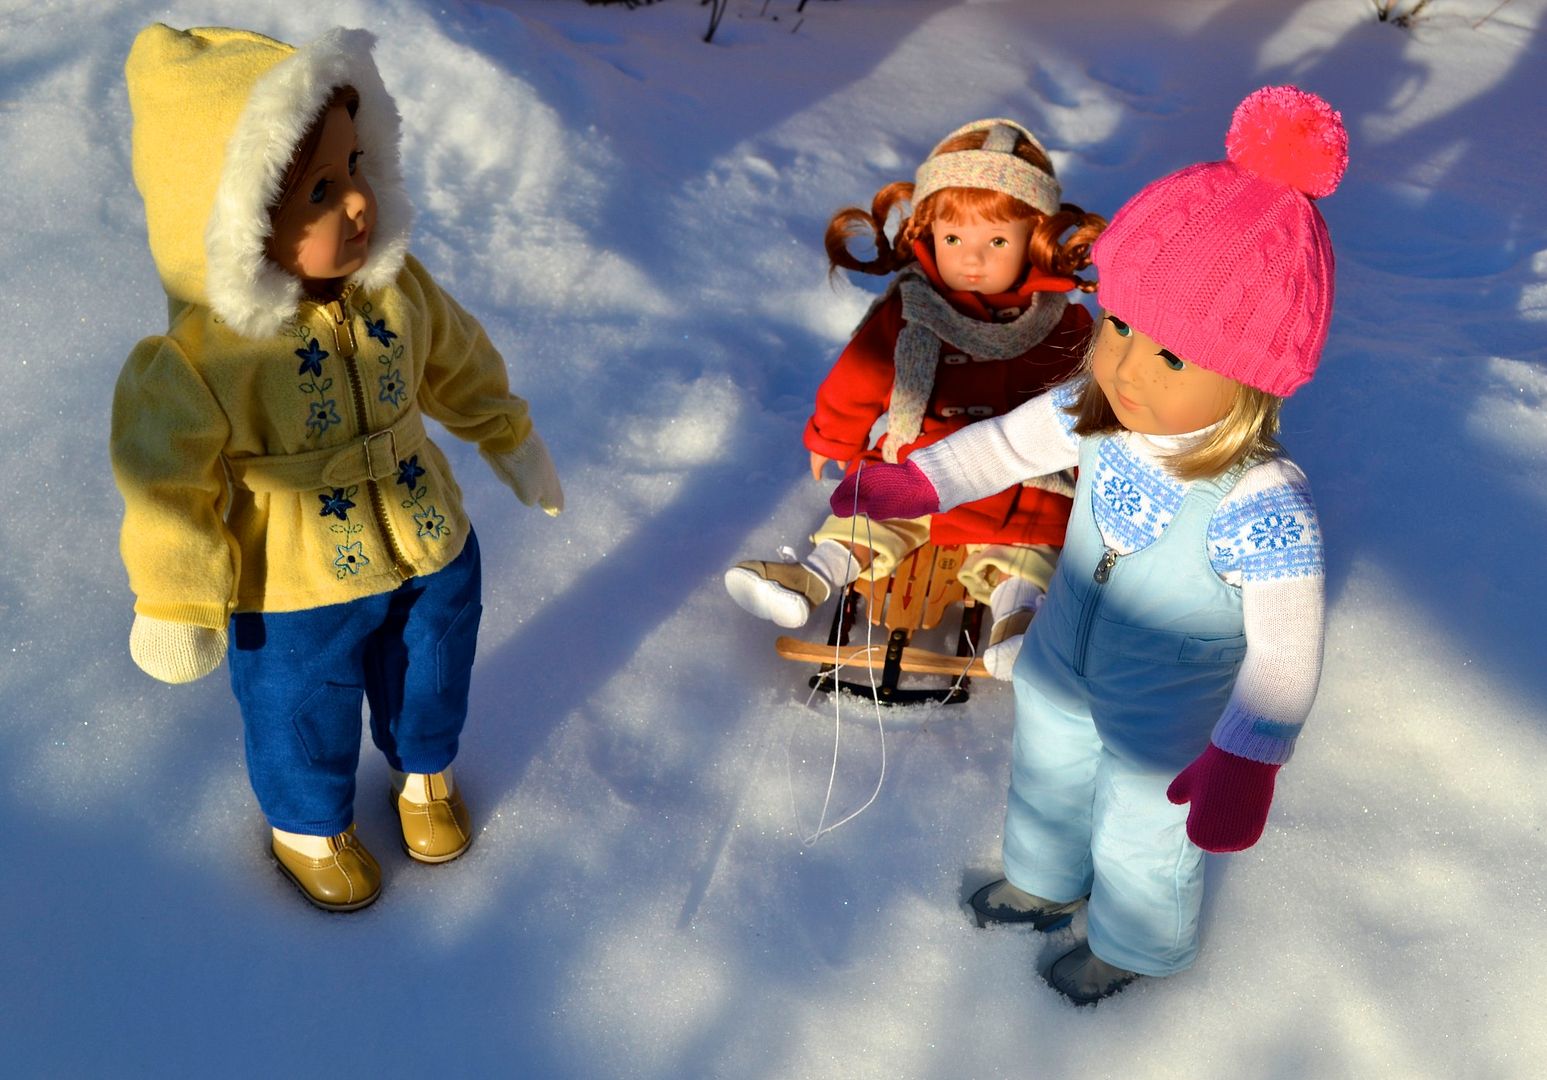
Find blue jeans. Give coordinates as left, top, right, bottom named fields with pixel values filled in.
left=227, top=531, right=483, bottom=835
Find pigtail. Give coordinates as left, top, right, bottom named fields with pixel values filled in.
left=1030, top=204, right=1107, bottom=294
left=825, top=181, right=919, bottom=277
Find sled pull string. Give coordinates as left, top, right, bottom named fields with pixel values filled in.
left=791, top=461, right=887, bottom=845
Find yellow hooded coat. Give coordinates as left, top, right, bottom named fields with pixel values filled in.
left=113, top=25, right=533, bottom=629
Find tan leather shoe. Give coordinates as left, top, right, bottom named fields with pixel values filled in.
left=392, top=772, right=473, bottom=863
left=272, top=826, right=382, bottom=912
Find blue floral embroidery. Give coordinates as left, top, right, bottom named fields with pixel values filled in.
left=414, top=506, right=448, bottom=539
left=364, top=316, right=397, bottom=346
left=397, top=456, right=426, bottom=489
left=290, top=324, right=338, bottom=443
left=333, top=541, right=369, bottom=576
left=295, top=338, right=329, bottom=377
left=396, top=456, right=445, bottom=544
left=318, top=488, right=356, bottom=521
left=378, top=369, right=408, bottom=408
left=307, top=399, right=341, bottom=435
left=322, top=485, right=368, bottom=577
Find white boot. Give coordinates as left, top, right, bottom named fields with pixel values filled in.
left=982, top=576, right=1044, bottom=680
left=724, top=541, right=860, bottom=628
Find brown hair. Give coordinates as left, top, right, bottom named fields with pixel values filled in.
left=1063, top=324, right=1284, bottom=480
left=269, top=84, right=360, bottom=218
left=823, top=129, right=1107, bottom=292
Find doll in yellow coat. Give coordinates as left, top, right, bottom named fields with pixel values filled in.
left=112, top=24, right=562, bottom=910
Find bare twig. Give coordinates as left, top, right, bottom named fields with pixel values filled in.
left=702, top=0, right=728, bottom=43
left=1473, top=0, right=1515, bottom=27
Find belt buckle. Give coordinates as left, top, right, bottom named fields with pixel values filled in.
left=363, top=429, right=398, bottom=482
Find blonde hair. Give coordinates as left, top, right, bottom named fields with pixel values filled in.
left=1063, top=325, right=1283, bottom=481
left=824, top=129, right=1106, bottom=292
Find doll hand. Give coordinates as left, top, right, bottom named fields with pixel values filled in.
left=482, top=432, right=564, bottom=516
left=809, top=452, right=849, bottom=481
left=1166, top=744, right=1281, bottom=853
left=129, top=614, right=227, bottom=684
left=829, top=459, right=939, bottom=521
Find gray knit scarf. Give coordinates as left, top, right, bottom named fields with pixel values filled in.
left=879, top=265, right=1068, bottom=462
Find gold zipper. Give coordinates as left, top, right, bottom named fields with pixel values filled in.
left=319, top=288, right=414, bottom=581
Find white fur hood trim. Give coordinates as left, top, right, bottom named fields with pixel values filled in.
left=204, top=28, right=413, bottom=339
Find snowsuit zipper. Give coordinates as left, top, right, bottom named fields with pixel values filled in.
left=321, top=289, right=414, bottom=582
left=1073, top=547, right=1119, bottom=677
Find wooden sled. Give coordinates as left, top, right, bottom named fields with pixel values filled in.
left=775, top=542, right=988, bottom=705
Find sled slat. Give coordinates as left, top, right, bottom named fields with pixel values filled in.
left=775, top=635, right=988, bottom=678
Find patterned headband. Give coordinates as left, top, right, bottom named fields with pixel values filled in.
left=912, top=118, right=1061, bottom=215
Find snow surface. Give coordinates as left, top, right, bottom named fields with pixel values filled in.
left=2, top=0, right=1545, bottom=1076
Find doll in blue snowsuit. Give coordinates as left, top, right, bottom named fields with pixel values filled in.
left=832, top=86, right=1346, bottom=1004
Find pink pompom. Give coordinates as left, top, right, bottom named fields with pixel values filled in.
left=1225, top=85, right=1348, bottom=199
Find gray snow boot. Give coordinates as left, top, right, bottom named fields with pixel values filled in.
left=1046, top=943, right=1141, bottom=1006
left=968, top=878, right=1086, bottom=930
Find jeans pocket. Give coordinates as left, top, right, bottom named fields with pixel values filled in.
left=436, top=600, right=483, bottom=698
left=288, top=682, right=365, bottom=768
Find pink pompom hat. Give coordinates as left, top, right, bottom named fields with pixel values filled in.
left=1092, top=85, right=1348, bottom=397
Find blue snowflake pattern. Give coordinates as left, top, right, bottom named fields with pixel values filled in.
left=1090, top=435, right=1184, bottom=554
left=397, top=456, right=426, bottom=489
left=364, top=316, right=397, bottom=346
left=1102, top=476, right=1142, bottom=517
left=307, top=399, right=341, bottom=435
left=295, top=338, right=329, bottom=377
left=1248, top=513, right=1304, bottom=550
left=317, top=488, right=355, bottom=521
left=1208, top=477, right=1324, bottom=582
left=378, top=368, right=407, bottom=408
left=333, top=541, right=370, bottom=576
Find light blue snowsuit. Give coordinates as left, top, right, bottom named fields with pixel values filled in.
left=1005, top=435, right=1248, bottom=976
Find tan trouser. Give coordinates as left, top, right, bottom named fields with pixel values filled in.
left=810, top=513, right=1059, bottom=605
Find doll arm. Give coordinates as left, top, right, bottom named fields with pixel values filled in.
left=906, top=384, right=1080, bottom=512
left=803, top=298, right=904, bottom=464
left=1168, top=463, right=1326, bottom=852
left=400, top=256, right=562, bottom=512
left=831, top=386, right=1080, bottom=519
left=404, top=255, right=535, bottom=456
left=110, top=336, right=239, bottom=636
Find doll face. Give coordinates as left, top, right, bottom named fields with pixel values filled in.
left=266, top=104, right=375, bottom=290
left=1092, top=314, right=1237, bottom=436
left=929, top=214, right=1031, bottom=294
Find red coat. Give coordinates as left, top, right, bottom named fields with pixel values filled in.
left=804, top=245, right=1091, bottom=547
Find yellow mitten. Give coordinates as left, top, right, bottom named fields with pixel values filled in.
left=481, top=432, right=564, bottom=516
left=129, top=613, right=227, bottom=684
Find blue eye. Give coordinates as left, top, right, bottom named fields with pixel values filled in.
left=348, top=150, right=362, bottom=176
left=308, top=179, right=330, bottom=205
left=1105, top=315, right=1131, bottom=337
left=1160, top=350, right=1185, bottom=371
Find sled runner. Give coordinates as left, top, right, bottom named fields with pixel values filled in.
left=775, top=542, right=988, bottom=705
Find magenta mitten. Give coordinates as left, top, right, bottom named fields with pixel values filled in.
left=829, top=460, right=940, bottom=520
left=1166, top=744, right=1281, bottom=853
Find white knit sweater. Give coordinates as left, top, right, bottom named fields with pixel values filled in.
left=911, top=383, right=1324, bottom=766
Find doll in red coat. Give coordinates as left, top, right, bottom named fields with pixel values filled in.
left=726, top=119, right=1106, bottom=676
